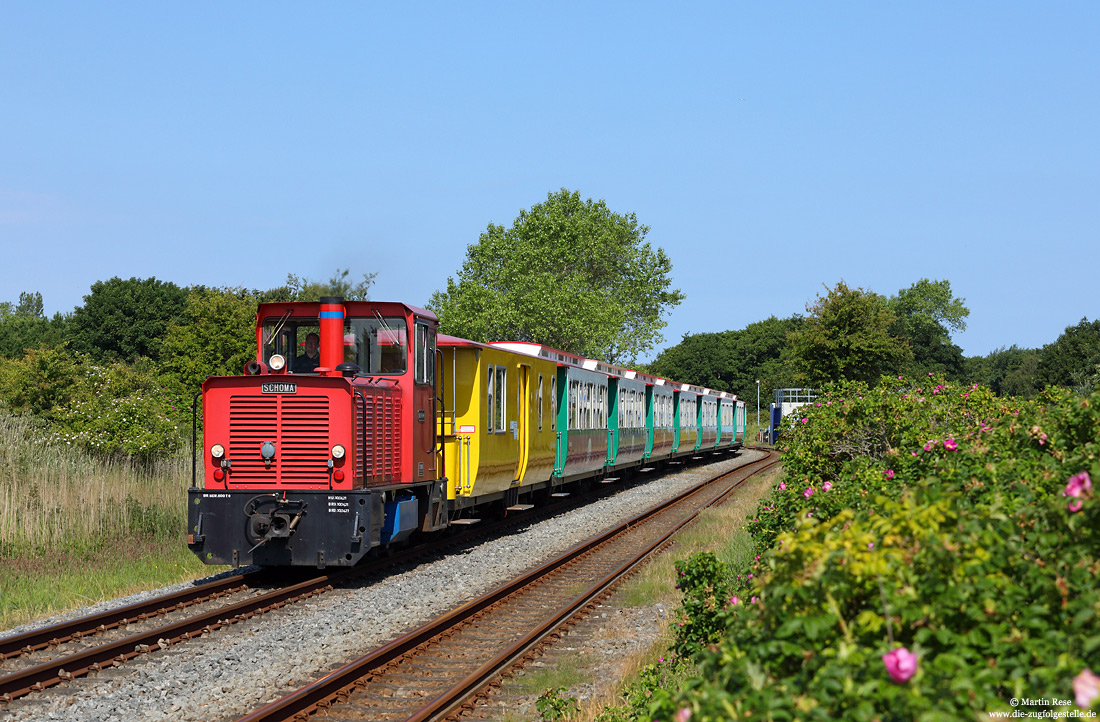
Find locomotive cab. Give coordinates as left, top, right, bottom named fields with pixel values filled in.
left=187, top=297, right=447, bottom=568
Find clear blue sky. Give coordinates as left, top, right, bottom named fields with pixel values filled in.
left=2, top=2, right=1097, bottom=361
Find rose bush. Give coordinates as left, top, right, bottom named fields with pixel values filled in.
left=641, top=379, right=1100, bottom=720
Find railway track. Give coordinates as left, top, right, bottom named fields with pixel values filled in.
left=236, top=449, right=779, bottom=722
left=0, top=456, right=740, bottom=708
left=0, top=567, right=342, bottom=702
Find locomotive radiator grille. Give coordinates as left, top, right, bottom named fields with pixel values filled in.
left=355, top=392, right=402, bottom=485
left=228, top=395, right=331, bottom=485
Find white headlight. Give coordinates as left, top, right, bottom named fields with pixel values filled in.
left=210, top=444, right=225, bottom=459
left=269, top=354, right=286, bottom=371
left=331, top=444, right=345, bottom=459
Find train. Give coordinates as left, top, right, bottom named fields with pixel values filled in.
left=186, top=297, right=746, bottom=568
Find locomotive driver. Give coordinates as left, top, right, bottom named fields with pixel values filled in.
left=294, top=333, right=320, bottom=372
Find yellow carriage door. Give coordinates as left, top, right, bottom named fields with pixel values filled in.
left=514, top=364, right=531, bottom=483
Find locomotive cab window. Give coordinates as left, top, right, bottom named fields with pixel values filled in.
left=346, top=317, right=408, bottom=374
left=261, top=319, right=321, bottom=373
left=414, top=321, right=435, bottom=386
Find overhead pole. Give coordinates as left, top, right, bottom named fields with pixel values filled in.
left=756, top=380, right=760, bottom=427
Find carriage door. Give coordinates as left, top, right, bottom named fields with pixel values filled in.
left=513, top=364, right=531, bottom=483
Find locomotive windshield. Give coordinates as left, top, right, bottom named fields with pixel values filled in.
left=346, top=317, right=407, bottom=374
left=261, top=315, right=408, bottom=375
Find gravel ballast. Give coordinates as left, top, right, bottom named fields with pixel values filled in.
left=0, top=451, right=764, bottom=722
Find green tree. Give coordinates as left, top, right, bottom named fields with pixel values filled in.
left=428, top=189, right=684, bottom=364
left=788, top=281, right=911, bottom=386
left=0, top=291, right=65, bottom=359
left=0, top=345, right=84, bottom=418
left=15, top=291, right=44, bottom=318
left=262, top=268, right=376, bottom=303
left=965, top=345, right=1042, bottom=398
left=67, top=277, right=188, bottom=362
left=647, top=315, right=802, bottom=406
left=887, top=279, right=968, bottom=378
left=159, top=287, right=260, bottom=399
left=1038, top=317, right=1100, bottom=392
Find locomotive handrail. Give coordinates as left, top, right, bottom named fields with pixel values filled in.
left=435, top=347, right=445, bottom=480
left=422, top=396, right=437, bottom=455
left=191, top=391, right=202, bottom=489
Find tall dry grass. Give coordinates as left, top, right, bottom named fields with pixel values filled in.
left=0, top=411, right=191, bottom=553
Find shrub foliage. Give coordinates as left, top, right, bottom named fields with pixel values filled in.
left=645, top=376, right=1100, bottom=720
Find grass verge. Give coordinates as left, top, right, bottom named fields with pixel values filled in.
left=0, top=535, right=222, bottom=631
left=571, top=462, right=782, bottom=721
left=0, top=409, right=227, bottom=631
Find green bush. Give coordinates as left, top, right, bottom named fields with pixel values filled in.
left=749, top=375, right=1027, bottom=552
left=647, top=379, right=1100, bottom=720
left=0, top=347, right=187, bottom=460
left=671, top=552, right=735, bottom=659
left=661, top=480, right=1099, bottom=720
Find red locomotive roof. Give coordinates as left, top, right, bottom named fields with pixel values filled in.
left=256, top=300, right=438, bottom=321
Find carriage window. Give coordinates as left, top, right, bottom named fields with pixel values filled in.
left=538, top=374, right=544, bottom=431
left=495, top=366, right=507, bottom=432
left=551, top=376, right=557, bottom=431
left=487, top=367, right=495, bottom=430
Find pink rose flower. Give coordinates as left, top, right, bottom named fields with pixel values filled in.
left=729, top=596, right=740, bottom=605
left=1065, top=472, right=1092, bottom=498
left=676, top=708, right=693, bottom=722
left=801, top=417, right=808, bottom=424
left=1074, top=668, right=1100, bottom=709
left=944, top=438, right=957, bottom=451
left=1066, top=473, right=1092, bottom=512
left=803, top=487, right=814, bottom=499
left=882, top=647, right=917, bottom=682
left=823, top=481, right=833, bottom=491
left=779, top=481, right=786, bottom=491
left=884, top=469, right=895, bottom=480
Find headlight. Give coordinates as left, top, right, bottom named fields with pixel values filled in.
left=331, top=444, right=346, bottom=459
left=269, top=354, right=286, bottom=371
left=210, top=444, right=225, bottom=459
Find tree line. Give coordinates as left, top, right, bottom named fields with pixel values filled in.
left=2, top=188, right=1096, bottom=461
left=646, top=279, right=1100, bottom=412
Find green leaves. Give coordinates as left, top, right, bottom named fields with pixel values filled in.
left=67, top=276, right=189, bottom=363
left=788, top=281, right=913, bottom=387
left=428, top=189, right=684, bottom=364
left=645, top=380, right=1100, bottom=719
